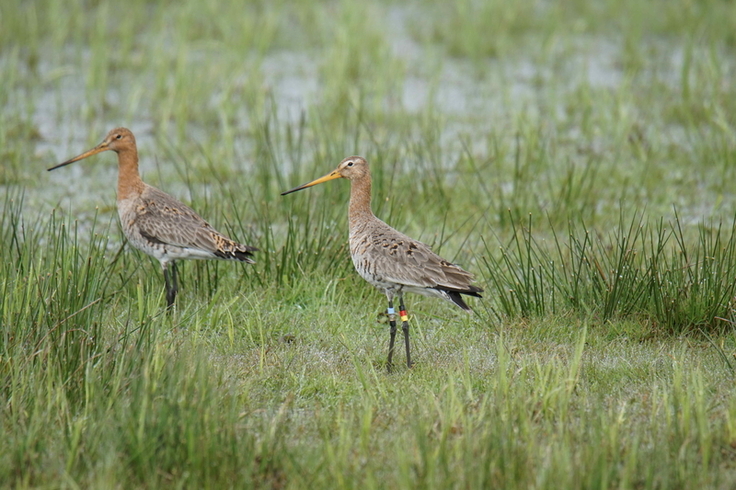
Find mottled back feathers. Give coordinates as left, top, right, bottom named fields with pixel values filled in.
left=124, top=185, right=257, bottom=263
left=350, top=216, right=482, bottom=308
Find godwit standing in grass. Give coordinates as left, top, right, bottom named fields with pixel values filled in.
left=48, top=127, right=258, bottom=308
left=282, top=156, right=483, bottom=370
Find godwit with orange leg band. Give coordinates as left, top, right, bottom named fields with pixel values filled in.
left=49, top=127, right=258, bottom=308
left=282, top=156, right=482, bottom=371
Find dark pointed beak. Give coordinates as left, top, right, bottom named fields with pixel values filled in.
left=281, top=170, right=341, bottom=195
left=48, top=141, right=110, bottom=171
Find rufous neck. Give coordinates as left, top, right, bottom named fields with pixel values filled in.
left=116, top=148, right=145, bottom=200
left=348, top=174, right=373, bottom=230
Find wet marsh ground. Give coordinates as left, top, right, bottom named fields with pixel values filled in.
left=3, top=0, right=736, bottom=487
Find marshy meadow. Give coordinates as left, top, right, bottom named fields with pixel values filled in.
left=3, top=0, right=736, bottom=487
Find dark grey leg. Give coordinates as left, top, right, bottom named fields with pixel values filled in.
left=399, top=295, right=412, bottom=368
left=164, top=262, right=178, bottom=309
left=387, top=299, right=397, bottom=372
left=171, top=262, right=178, bottom=296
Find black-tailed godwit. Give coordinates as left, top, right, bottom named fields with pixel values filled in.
left=49, top=127, right=258, bottom=308
left=282, top=156, right=482, bottom=370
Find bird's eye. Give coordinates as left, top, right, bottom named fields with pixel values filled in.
left=116, top=134, right=122, bottom=140
left=347, top=161, right=354, bottom=167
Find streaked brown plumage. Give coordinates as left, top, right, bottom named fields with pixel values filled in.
left=282, top=156, right=482, bottom=370
left=48, top=127, right=258, bottom=308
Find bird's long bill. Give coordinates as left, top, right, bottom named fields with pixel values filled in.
left=281, top=170, right=341, bottom=195
left=47, top=142, right=110, bottom=171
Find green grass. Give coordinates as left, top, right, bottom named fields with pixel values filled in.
left=3, top=0, right=736, bottom=487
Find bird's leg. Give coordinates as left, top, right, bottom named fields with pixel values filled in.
left=164, top=262, right=178, bottom=309
left=163, top=266, right=171, bottom=301
left=386, top=299, right=397, bottom=373
left=399, top=295, right=412, bottom=368
left=171, top=261, right=179, bottom=297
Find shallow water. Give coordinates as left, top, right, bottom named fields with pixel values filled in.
left=3, top=3, right=729, bottom=231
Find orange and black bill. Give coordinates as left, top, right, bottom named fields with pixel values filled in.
left=48, top=141, right=111, bottom=171
left=281, top=170, right=342, bottom=196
